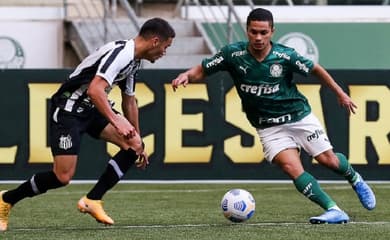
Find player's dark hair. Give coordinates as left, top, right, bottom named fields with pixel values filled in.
left=246, top=8, right=274, bottom=28
left=139, top=18, right=176, bottom=40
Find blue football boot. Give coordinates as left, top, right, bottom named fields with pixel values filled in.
left=309, top=209, right=349, bottom=224
left=353, top=173, right=376, bottom=210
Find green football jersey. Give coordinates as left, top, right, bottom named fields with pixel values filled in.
left=202, top=41, right=314, bottom=129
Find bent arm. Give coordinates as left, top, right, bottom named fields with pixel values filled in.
left=171, top=64, right=206, bottom=91
left=87, top=75, right=118, bottom=124
left=311, top=64, right=357, bottom=114
left=311, top=64, right=344, bottom=95
left=87, top=75, right=135, bottom=136
left=122, top=93, right=140, bottom=134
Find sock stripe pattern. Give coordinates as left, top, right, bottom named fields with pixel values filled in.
left=3, top=171, right=64, bottom=205
left=108, top=159, right=124, bottom=179
left=30, top=175, right=41, bottom=194
left=86, top=149, right=138, bottom=200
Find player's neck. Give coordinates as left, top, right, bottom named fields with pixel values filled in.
left=133, top=36, right=147, bottom=60
left=248, top=43, right=272, bottom=62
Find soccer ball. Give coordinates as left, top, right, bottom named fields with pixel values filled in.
left=221, top=189, right=255, bottom=222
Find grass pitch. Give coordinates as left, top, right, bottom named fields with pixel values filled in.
left=1, top=182, right=389, bottom=240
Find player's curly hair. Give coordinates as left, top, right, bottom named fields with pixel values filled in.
left=139, top=18, right=176, bottom=40
left=246, top=8, right=274, bottom=29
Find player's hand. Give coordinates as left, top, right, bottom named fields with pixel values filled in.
left=171, top=73, right=189, bottom=92
left=337, top=92, right=357, bottom=115
left=135, top=150, right=149, bottom=170
left=113, top=114, right=136, bottom=138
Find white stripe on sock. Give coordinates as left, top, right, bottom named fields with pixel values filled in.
left=30, top=175, right=40, bottom=194
left=108, top=159, right=124, bottom=178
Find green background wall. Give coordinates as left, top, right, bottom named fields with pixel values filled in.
left=203, top=22, right=390, bottom=69
left=0, top=69, right=389, bottom=180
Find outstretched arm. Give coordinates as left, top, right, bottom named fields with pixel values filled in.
left=311, top=64, right=357, bottom=115
left=171, top=64, right=206, bottom=91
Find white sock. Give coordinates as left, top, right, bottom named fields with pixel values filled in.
left=329, top=205, right=342, bottom=211
left=352, top=173, right=362, bottom=186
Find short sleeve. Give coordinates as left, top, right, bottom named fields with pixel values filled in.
left=96, top=45, right=128, bottom=85
left=118, top=62, right=140, bottom=96
left=288, top=49, right=314, bottom=76
left=201, top=45, right=230, bottom=75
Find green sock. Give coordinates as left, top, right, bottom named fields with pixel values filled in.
left=334, top=152, right=358, bottom=185
left=294, top=172, right=336, bottom=210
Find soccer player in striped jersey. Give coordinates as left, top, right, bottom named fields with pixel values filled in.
left=171, top=8, right=376, bottom=224
left=0, top=17, right=175, bottom=231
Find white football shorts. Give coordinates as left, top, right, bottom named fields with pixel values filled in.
left=256, top=113, right=333, bottom=162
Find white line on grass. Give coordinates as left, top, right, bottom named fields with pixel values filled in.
left=9, top=221, right=390, bottom=232
left=42, top=189, right=219, bottom=196
left=30, top=183, right=390, bottom=196
left=2, top=180, right=390, bottom=184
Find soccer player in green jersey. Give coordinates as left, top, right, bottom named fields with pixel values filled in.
left=171, top=8, right=376, bottom=224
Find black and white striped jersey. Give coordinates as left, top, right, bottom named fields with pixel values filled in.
left=52, top=39, right=140, bottom=115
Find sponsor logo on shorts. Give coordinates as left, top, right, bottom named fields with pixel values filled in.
left=59, top=134, right=73, bottom=150
left=306, top=129, right=325, bottom=142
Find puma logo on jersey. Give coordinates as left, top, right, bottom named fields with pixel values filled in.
left=239, top=65, right=248, bottom=74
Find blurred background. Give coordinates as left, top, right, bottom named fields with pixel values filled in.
left=1, top=0, right=389, bottom=70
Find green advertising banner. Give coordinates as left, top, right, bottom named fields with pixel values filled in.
left=274, top=23, right=390, bottom=69
left=0, top=69, right=389, bottom=180
left=204, top=22, right=390, bottom=69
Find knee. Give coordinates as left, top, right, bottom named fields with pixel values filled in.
left=130, top=139, right=144, bottom=155
left=274, top=161, right=303, bottom=179
left=53, top=171, right=73, bottom=185
left=316, top=152, right=339, bottom=169
left=122, top=136, right=144, bottom=155
left=282, top=164, right=303, bottom=179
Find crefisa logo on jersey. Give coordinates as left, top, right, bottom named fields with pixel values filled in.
left=0, top=36, right=25, bottom=68
left=277, top=32, right=319, bottom=64
left=270, top=63, right=283, bottom=77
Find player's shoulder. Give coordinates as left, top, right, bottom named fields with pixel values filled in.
left=220, top=41, right=247, bottom=53
left=272, top=42, right=296, bottom=53
left=270, top=42, right=298, bottom=60
left=109, top=39, right=135, bottom=60
left=123, top=39, right=135, bottom=48
left=220, top=41, right=249, bottom=59
left=100, top=39, right=133, bottom=51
